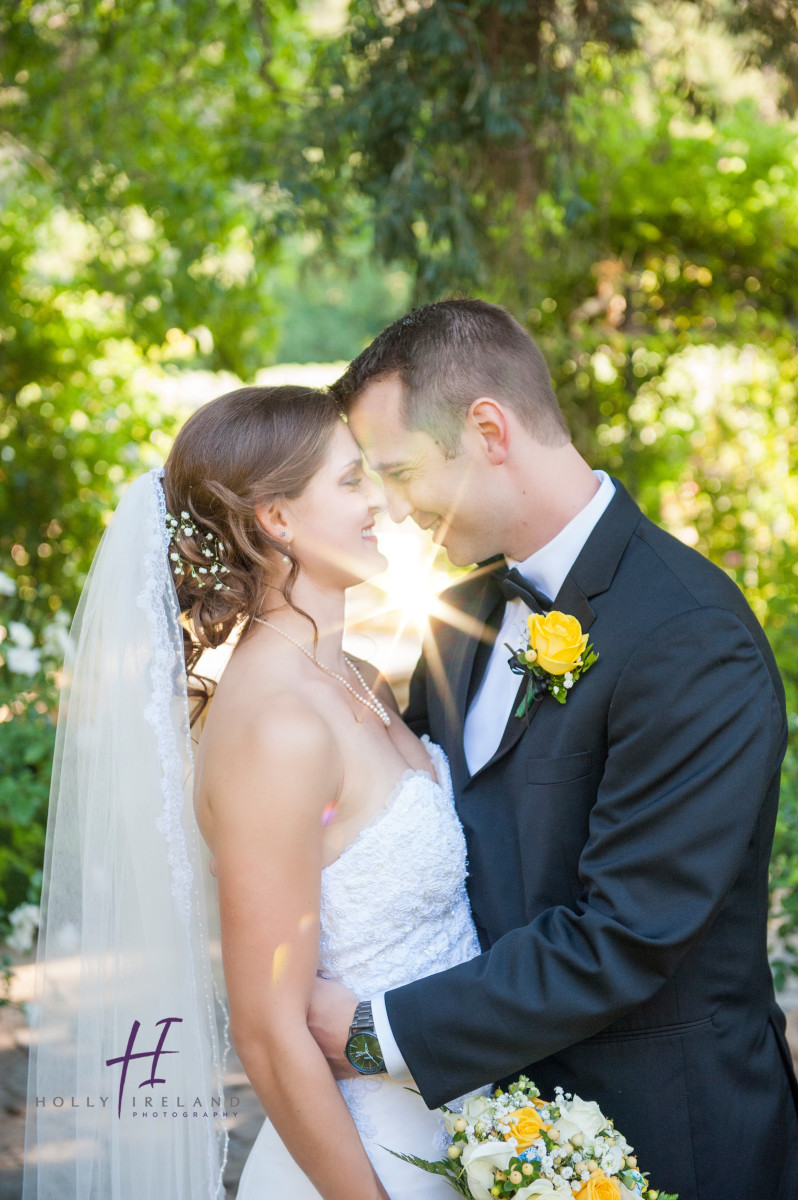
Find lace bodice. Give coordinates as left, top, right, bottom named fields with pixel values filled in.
left=318, top=738, right=479, bottom=997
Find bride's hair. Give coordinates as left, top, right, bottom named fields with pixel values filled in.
left=163, top=384, right=341, bottom=721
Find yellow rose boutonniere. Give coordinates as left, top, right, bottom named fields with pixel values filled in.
left=506, top=610, right=598, bottom=715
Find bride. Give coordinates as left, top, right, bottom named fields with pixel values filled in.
left=23, top=384, right=479, bottom=1200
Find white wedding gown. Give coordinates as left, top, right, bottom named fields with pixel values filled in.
left=236, top=738, right=481, bottom=1199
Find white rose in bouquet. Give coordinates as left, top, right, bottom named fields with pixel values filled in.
left=550, top=1093, right=607, bottom=1143
left=598, top=1142, right=625, bottom=1176
left=441, top=1091, right=493, bottom=1136
left=462, top=1093, right=493, bottom=1122
left=461, top=1140, right=517, bottom=1200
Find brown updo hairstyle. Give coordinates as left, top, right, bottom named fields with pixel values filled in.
left=163, top=385, right=342, bottom=722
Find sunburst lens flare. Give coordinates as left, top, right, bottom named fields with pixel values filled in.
left=366, top=519, right=454, bottom=637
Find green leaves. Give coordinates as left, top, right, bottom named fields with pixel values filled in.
left=381, top=1149, right=470, bottom=1197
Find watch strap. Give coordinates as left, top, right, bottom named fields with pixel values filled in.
left=348, top=999, right=375, bottom=1040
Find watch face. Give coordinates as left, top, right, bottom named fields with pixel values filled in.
left=346, top=1032, right=384, bottom=1075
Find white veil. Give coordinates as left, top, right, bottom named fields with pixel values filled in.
left=22, top=469, right=229, bottom=1199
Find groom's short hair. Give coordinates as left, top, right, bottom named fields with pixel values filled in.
left=332, top=298, right=569, bottom=455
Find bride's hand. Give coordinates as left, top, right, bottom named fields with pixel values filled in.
left=308, top=976, right=360, bottom=1080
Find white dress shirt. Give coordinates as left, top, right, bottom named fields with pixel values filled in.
left=372, top=470, right=616, bottom=1081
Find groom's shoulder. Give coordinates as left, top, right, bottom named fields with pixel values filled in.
left=630, top=512, right=744, bottom=608
left=633, top=511, right=739, bottom=590
left=607, top=479, right=744, bottom=613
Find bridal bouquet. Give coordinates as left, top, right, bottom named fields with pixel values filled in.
left=391, top=1076, right=677, bottom=1200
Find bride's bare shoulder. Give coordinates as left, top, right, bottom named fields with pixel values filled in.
left=199, top=670, right=342, bottom=799
left=210, top=682, right=337, bottom=756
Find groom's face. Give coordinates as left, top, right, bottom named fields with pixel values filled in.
left=348, top=374, right=496, bottom=567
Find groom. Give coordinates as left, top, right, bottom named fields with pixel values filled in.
left=311, top=298, right=798, bottom=1199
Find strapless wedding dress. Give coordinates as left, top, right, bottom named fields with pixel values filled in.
left=236, top=738, right=480, bottom=1199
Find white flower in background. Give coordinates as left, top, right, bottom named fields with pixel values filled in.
left=8, top=621, right=35, bottom=649
left=6, top=645, right=42, bottom=676
left=0, top=571, right=16, bottom=597
left=42, top=611, right=72, bottom=661
left=7, top=903, right=40, bottom=954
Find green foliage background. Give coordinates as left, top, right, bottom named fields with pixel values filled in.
left=1, top=0, right=796, bottom=979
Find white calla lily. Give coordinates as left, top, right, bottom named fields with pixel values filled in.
left=461, top=1139, right=516, bottom=1200
left=515, top=1178, right=573, bottom=1199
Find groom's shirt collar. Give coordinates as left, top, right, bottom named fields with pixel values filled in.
left=506, top=470, right=615, bottom=603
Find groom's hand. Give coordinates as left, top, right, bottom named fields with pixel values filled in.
left=308, top=975, right=359, bottom=1079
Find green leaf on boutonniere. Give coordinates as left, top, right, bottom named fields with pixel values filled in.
left=514, top=673, right=546, bottom=719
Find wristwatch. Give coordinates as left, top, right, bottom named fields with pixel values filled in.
left=344, top=1000, right=385, bottom=1075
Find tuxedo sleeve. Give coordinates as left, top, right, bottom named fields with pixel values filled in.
left=384, top=606, right=787, bottom=1107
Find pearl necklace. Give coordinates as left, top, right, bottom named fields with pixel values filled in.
left=252, top=618, right=392, bottom=728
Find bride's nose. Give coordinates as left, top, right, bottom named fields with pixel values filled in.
left=364, top=475, right=385, bottom=514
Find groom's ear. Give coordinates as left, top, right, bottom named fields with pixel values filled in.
left=254, top=498, right=292, bottom=543
left=467, top=397, right=510, bottom=465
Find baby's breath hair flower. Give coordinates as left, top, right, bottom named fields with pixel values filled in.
left=165, top=509, right=232, bottom=591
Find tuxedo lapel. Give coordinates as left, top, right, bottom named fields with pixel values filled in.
left=462, top=480, right=642, bottom=786
left=442, top=564, right=505, bottom=790
left=552, top=575, right=595, bottom=633
left=565, top=478, right=642, bottom=603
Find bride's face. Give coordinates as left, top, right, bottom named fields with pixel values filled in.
left=285, top=421, right=388, bottom=589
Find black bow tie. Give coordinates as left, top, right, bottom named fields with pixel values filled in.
left=497, top=566, right=551, bottom=614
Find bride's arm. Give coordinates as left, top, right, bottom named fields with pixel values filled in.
left=207, top=696, right=390, bottom=1200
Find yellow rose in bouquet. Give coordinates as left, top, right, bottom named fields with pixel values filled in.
left=504, top=1105, right=551, bottom=1151
left=577, top=1171, right=622, bottom=1199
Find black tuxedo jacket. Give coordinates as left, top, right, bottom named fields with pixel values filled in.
left=389, top=480, right=798, bottom=1200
